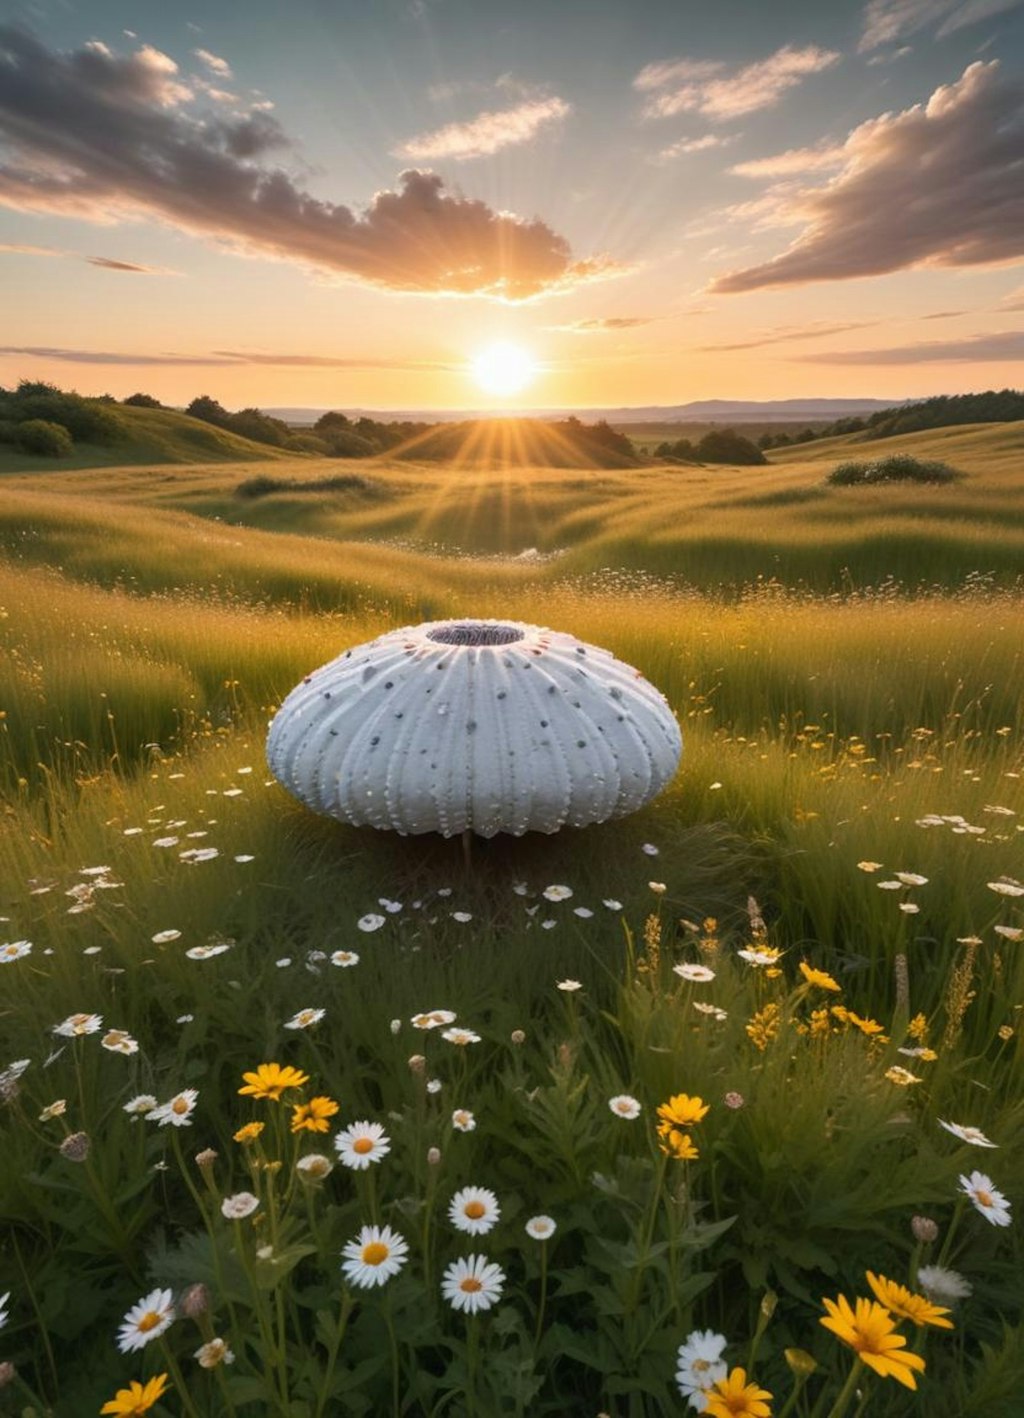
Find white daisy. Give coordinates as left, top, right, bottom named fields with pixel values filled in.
left=574, top=907, right=594, bottom=918
left=38, top=1099, right=67, bottom=1122
left=411, top=1009, right=457, bottom=1030
left=427, top=1078, right=442, bottom=1094
left=693, top=1002, right=728, bottom=1020
left=524, top=1215, right=556, bottom=1240
left=101, top=1029, right=139, bottom=1056
left=939, top=1119, right=998, bottom=1148
left=648, top=881, right=667, bottom=895
left=451, top=911, right=473, bottom=923
left=987, top=879, right=1024, bottom=896
left=341, top=1224, right=409, bottom=1289
left=676, top=1329, right=728, bottom=1411
left=195, top=1337, right=235, bottom=1368
left=123, top=1094, right=157, bottom=1116
left=221, top=1192, right=260, bottom=1219
left=608, top=1094, right=642, bottom=1120
left=117, top=1287, right=175, bottom=1353
left=441, top=1254, right=505, bottom=1314
left=641, top=843, right=660, bottom=856
left=674, top=963, right=716, bottom=982
left=449, top=1185, right=501, bottom=1235
left=185, top=942, right=232, bottom=960
left=441, top=1027, right=480, bottom=1046
left=917, top=1265, right=973, bottom=1304
left=451, top=1109, right=476, bottom=1132
left=284, top=1007, right=325, bottom=1030
left=959, top=1170, right=1012, bottom=1226
left=542, top=884, right=573, bottom=902
left=736, top=949, right=779, bottom=967
left=899, top=903, right=920, bottom=915
left=296, top=1153, right=334, bottom=1181
left=334, top=1120, right=391, bottom=1170
left=895, top=872, right=929, bottom=886
left=994, top=925, right=1024, bottom=941
left=0, top=941, right=32, bottom=963
left=331, top=950, right=360, bottom=967
left=147, top=1089, right=198, bottom=1127
left=357, top=913, right=386, bottom=932
left=556, top=979, right=582, bottom=992
left=52, top=1013, right=102, bottom=1038
left=151, top=929, right=181, bottom=943
left=603, top=899, right=623, bottom=911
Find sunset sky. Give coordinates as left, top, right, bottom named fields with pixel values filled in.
left=1, top=0, right=1022, bottom=411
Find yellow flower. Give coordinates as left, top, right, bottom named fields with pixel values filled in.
left=100, top=1373, right=171, bottom=1416
left=866, top=1272, right=954, bottom=1330
left=657, top=1124, right=699, bottom=1160
left=703, top=1366, right=773, bottom=1418
left=799, top=961, right=840, bottom=992
left=746, top=1002, right=781, bottom=1052
left=831, top=1007, right=886, bottom=1039
left=234, top=1121, right=265, bottom=1144
left=657, top=1093, right=710, bottom=1128
left=820, top=1294, right=927, bottom=1390
left=238, top=1063, right=310, bottom=1101
left=885, top=1066, right=922, bottom=1086
left=907, top=1012, right=929, bottom=1041
left=291, top=1095, right=340, bottom=1134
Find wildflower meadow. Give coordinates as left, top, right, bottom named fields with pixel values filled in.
left=1, top=436, right=1022, bottom=1415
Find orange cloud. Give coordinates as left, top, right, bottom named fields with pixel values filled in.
left=396, top=96, right=571, bottom=161
left=635, top=45, right=839, bottom=121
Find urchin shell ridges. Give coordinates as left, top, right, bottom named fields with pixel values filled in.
left=266, top=619, right=682, bottom=837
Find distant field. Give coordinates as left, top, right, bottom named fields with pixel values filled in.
left=1, top=421, right=1022, bottom=1414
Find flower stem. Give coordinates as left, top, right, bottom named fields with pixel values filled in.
left=533, top=1241, right=549, bottom=1352
left=825, top=1358, right=865, bottom=1418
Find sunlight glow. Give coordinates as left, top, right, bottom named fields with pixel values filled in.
left=470, top=341, right=538, bottom=397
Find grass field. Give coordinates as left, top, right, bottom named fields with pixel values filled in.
left=1, top=422, right=1021, bottom=1416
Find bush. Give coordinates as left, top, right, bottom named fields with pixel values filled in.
left=0, top=420, right=18, bottom=444
left=5, top=383, right=124, bottom=443
left=123, top=392, right=162, bottom=408
left=322, top=429, right=378, bottom=458
left=826, top=455, right=964, bottom=486
left=284, top=434, right=330, bottom=455
left=696, top=429, right=767, bottom=465
left=14, top=419, right=74, bottom=456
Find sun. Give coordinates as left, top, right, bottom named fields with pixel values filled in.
left=470, top=341, right=538, bottom=397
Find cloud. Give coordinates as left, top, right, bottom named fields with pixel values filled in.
left=658, top=133, right=736, bottom=161
left=729, top=144, right=845, bottom=178
left=859, top=0, right=1024, bottom=50
left=635, top=45, right=840, bottom=121
left=0, top=28, right=608, bottom=299
left=395, top=96, right=570, bottom=161
left=0, top=344, right=454, bottom=369
left=552, top=316, right=658, bottom=332
left=699, top=320, right=881, bottom=351
left=793, top=331, right=1024, bottom=362
left=85, top=255, right=177, bottom=273
left=193, top=48, right=231, bottom=78
left=711, top=62, right=1024, bottom=293
left=0, top=240, right=64, bottom=256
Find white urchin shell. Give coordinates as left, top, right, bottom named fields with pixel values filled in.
left=266, top=619, right=682, bottom=838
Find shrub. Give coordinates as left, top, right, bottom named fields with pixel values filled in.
left=284, top=434, right=330, bottom=455
left=8, top=383, right=124, bottom=443
left=0, top=419, right=18, bottom=444
left=826, top=455, right=964, bottom=486
left=14, top=419, right=74, bottom=456
left=696, top=429, right=767, bottom=465
left=123, top=392, right=163, bottom=408
left=322, top=429, right=377, bottom=458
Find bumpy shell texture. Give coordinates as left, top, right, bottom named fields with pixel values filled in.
left=266, top=619, right=682, bottom=837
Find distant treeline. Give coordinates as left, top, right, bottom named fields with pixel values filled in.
left=758, top=389, right=1024, bottom=449
left=655, top=428, right=766, bottom=465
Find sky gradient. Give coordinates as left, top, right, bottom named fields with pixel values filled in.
left=1, top=0, right=1022, bottom=410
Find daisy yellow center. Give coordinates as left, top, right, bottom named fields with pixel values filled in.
left=353, top=1137, right=374, bottom=1154
left=693, top=1358, right=712, bottom=1374
left=616, top=1102, right=631, bottom=1113
left=362, top=1242, right=389, bottom=1265
left=172, top=1098, right=189, bottom=1114
left=464, top=1201, right=486, bottom=1219
left=976, top=1189, right=993, bottom=1207
left=137, top=1310, right=162, bottom=1333
left=460, top=1276, right=483, bottom=1293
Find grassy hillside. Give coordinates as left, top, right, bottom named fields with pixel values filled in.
left=1, top=421, right=1022, bottom=1414
left=0, top=401, right=294, bottom=471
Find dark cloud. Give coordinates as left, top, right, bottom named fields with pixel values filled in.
left=712, top=63, right=1024, bottom=293
left=0, top=346, right=236, bottom=366
left=859, top=0, right=1024, bottom=51
left=793, top=331, right=1024, bottom=363
left=0, top=27, right=610, bottom=299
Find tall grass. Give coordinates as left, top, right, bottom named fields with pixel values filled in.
left=0, top=432, right=1021, bottom=1413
